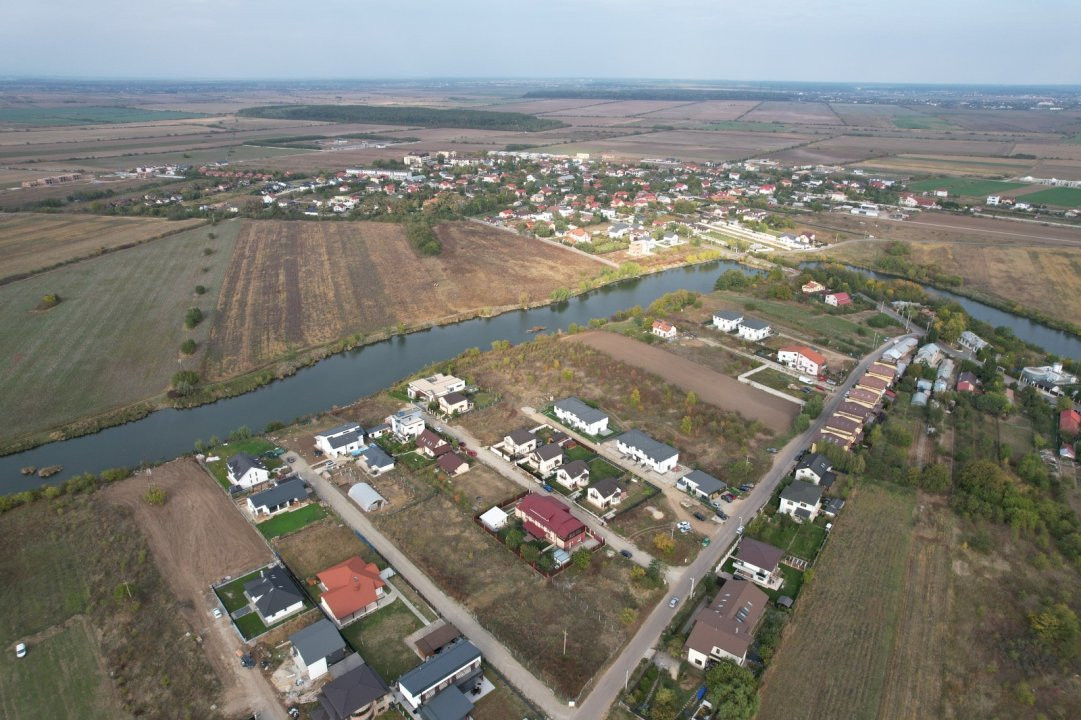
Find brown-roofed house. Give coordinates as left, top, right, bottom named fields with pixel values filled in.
left=856, top=373, right=889, bottom=393
left=317, top=556, right=386, bottom=626
left=732, top=538, right=784, bottom=589
left=416, top=429, right=449, bottom=457
left=685, top=580, right=768, bottom=667
left=436, top=451, right=470, bottom=476
left=847, top=387, right=882, bottom=408
left=414, top=622, right=462, bottom=659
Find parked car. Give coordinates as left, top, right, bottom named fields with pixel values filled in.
left=313, top=449, right=323, bottom=456
left=693, top=511, right=707, bottom=521
left=721, top=492, right=737, bottom=503
left=15, top=642, right=26, bottom=659
left=212, top=607, right=222, bottom=619
left=766, top=447, right=778, bottom=454
left=669, top=596, right=680, bottom=608
left=620, top=549, right=633, bottom=559
left=738, top=484, right=754, bottom=492
left=714, top=508, right=728, bottom=520
left=286, top=455, right=296, bottom=463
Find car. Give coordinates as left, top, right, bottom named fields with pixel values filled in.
left=286, top=455, right=296, bottom=463
left=693, top=511, right=707, bottom=521
left=325, top=460, right=336, bottom=469
left=766, top=447, right=778, bottom=454
left=702, top=537, right=711, bottom=547
left=620, top=549, right=633, bottom=559
left=543, top=484, right=554, bottom=492
left=15, top=642, right=26, bottom=659
left=313, top=449, right=324, bottom=456
left=721, top=492, right=736, bottom=503
left=738, top=484, right=754, bottom=492
left=669, top=596, right=680, bottom=608
left=212, top=607, right=223, bottom=619
left=714, top=508, right=728, bottom=520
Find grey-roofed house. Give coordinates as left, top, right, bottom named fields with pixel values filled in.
left=226, top=453, right=269, bottom=490
left=290, top=619, right=351, bottom=680
left=419, top=686, right=475, bottom=720
left=398, top=640, right=483, bottom=711
left=614, top=430, right=679, bottom=474
left=737, top=317, right=772, bottom=342
left=731, top=538, right=784, bottom=590
left=779, top=480, right=823, bottom=523
left=358, top=445, right=395, bottom=476
left=311, top=663, right=391, bottom=720
left=555, top=459, right=590, bottom=489
left=677, top=469, right=725, bottom=500
left=530, top=443, right=564, bottom=476
left=503, top=429, right=537, bottom=456
left=243, top=566, right=305, bottom=625
left=438, top=391, right=473, bottom=416
left=712, top=310, right=744, bottom=332
left=553, top=397, right=610, bottom=436
left=795, top=453, right=832, bottom=485
left=347, top=483, right=387, bottom=512
left=245, top=477, right=308, bottom=517
left=586, top=476, right=626, bottom=510
left=314, top=422, right=365, bottom=458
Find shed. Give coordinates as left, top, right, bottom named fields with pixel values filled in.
left=348, top=483, right=387, bottom=512
left=478, top=506, right=509, bottom=532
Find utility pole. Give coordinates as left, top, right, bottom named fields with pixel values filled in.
left=563, top=629, right=568, bottom=656
left=690, top=576, right=695, bottom=595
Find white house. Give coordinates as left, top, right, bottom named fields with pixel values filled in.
left=246, top=478, right=308, bottom=517
left=737, top=318, right=771, bottom=342
left=479, top=506, right=509, bottom=532
left=795, top=453, right=834, bottom=486
left=614, top=430, right=679, bottom=474
left=778, top=480, right=823, bottom=523
left=958, top=330, right=989, bottom=353
left=823, top=292, right=852, bottom=307
left=314, top=423, right=365, bottom=458
left=677, top=469, right=725, bottom=500
left=438, top=391, right=473, bottom=416
left=503, top=429, right=538, bottom=457
left=407, top=373, right=466, bottom=402
left=730, top=538, right=784, bottom=590
left=387, top=408, right=425, bottom=439
left=530, top=443, right=564, bottom=476
left=552, top=397, right=609, bottom=436
left=652, top=320, right=677, bottom=340
left=555, top=460, right=590, bottom=489
left=586, top=477, right=625, bottom=510
left=226, top=453, right=270, bottom=489
left=914, top=343, right=943, bottom=366
left=397, top=640, right=483, bottom=711
left=243, top=566, right=306, bottom=625
left=986, top=195, right=1001, bottom=206
left=712, top=310, right=743, bottom=332
left=777, top=345, right=827, bottom=376
left=358, top=445, right=395, bottom=476
left=289, top=619, right=350, bottom=681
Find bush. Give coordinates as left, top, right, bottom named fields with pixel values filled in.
left=180, top=339, right=197, bottom=355
left=194, top=285, right=207, bottom=295
left=184, top=307, right=203, bottom=329
left=144, top=486, right=167, bottom=506
left=406, top=218, right=441, bottom=255
left=39, top=293, right=61, bottom=309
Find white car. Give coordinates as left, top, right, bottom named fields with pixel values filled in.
left=212, top=608, right=223, bottom=619
left=15, top=642, right=27, bottom=658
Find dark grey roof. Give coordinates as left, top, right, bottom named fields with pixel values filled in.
left=554, top=397, right=608, bottom=425
left=360, top=445, right=394, bottom=469
left=781, top=480, right=823, bottom=506
left=318, top=664, right=390, bottom=720
left=714, top=310, right=743, bottom=321
left=398, top=640, right=481, bottom=696
left=418, top=686, right=474, bottom=720
left=739, top=317, right=770, bottom=331
left=248, top=478, right=308, bottom=510
left=562, top=460, right=589, bottom=479
left=442, top=391, right=468, bottom=405
left=682, top=469, right=725, bottom=495
left=290, top=619, right=347, bottom=666
left=227, top=453, right=264, bottom=477
left=616, top=430, right=678, bottom=464
left=824, top=497, right=845, bottom=515
left=507, top=429, right=535, bottom=446
left=735, top=538, right=783, bottom=571
left=244, top=566, right=304, bottom=618
left=797, top=453, right=832, bottom=479
left=820, top=470, right=837, bottom=488
left=591, top=476, right=623, bottom=498
left=534, top=443, right=563, bottom=462
left=326, top=429, right=363, bottom=449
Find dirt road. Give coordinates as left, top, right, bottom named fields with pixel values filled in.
left=103, top=458, right=284, bottom=720
left=569, top=331, right=798, bottom=433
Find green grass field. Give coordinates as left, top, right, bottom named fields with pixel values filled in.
left=906, top=176, right=1027, bottom=196
left=587, top=456, right=625, bottom=482
left=1015, top=186, right=1081, bottom=207
left=340, top=600, right=424, bottom=682
left=892, top=115, right=959, bottom=131
left=701, top=121, right=791, bottom=133
left=256, top=504, right=327, bottom=539
left=0, top=106, right=207, bottom=126
left=0, top=220, right=241, bottom=445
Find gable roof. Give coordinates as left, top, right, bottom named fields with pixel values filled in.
left=318, top=556, right=385, bottom=619
left=561, top=460, right=589, bottom=479
left=739, top=317, right=770, bottom=331
left=591, top=476, right=623, bottom=499
left=517, top=494, right=586, bottom=541
left=417, top=429, right=448, bottom=451
left=359, top=445, right=394, bottom=469
left=244, top=566, right=304, bottom=617
left=398, top=640, right=481, bottom=696
left=796, top=453, right=832, bottom=479
left=441, top=391, right=468, bottom=406
left=781, top=479, right=823, bottom=506
left=779, top=345, right=826, bottom=367
left=615, top=429, right=678, bottom=464
left=418, top=686, right=474, bottom=720
left=506, top=429, right=535, bottom=446
left=714, top=310, right=743, bottom=321
left=436, top=452, right=468, bottom=473
left=682, top=469, right=725, bottom=495
left=553, top=397, right=608, bottom=425
left=290, top=619, right=347, bottom=666
left=685, top=580, right=768, bottom=661
left=227, top=453, right=265, bottom=478
left=248, top=477, right=308, bottom=509
left=1062, top=409, right=1081, bottom=434
left=318, top=663, right=390, bottom=720
left=534, top=443, right=563, bottom=462
left=734, top=538, right=783, bottom=572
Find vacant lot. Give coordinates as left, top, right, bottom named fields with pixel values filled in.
left=0, top=105, right=207, bottom=126
left=741, top=101, right=842, bottom=126
left=205, top=220, right=600, bottom=379
left=274, top=514, right=382, bottom=580
left=0, top=220, right=239, bottom=446
left=757, top=482, right=917, bottom=720
left=0, top=213, right=205, bottom=281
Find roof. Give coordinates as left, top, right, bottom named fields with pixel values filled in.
left=957, top=371, right=979, bottom=386
left=441, top=391, right=468, bottom=405
left=779, top=345, right=826, bottom=367
left=227, top=453, right=265, bottom=478
left=415, top=623, right=461, bottom=657
left=318, top=663, right=390, bottom=720
left=739, top=317, right=770, bottom=331
left=436, top=452, right=468, bottom=473
left=826, top=415, right=862, bottom=436
left=478, top=506, right=508, bottom=527
left=317, top=556, right=385, bottom=619
left=534, top=443, right=563, bottom=462
left=857, top=373, right=889, bottom=390
left=615, top=429, right=678, bottom=464
left=782, top=480, right=823, bottom=506
left=734, top=538, right=783, bottom=572
left=827, top=292, right=852, bottom=303
left=244, top=566, right=304, bottom=618
left=517, top=495, right=586, bottom=541
left=796, top=453, right=832, bottom=479
left=561, top=460, right=589, bottom=479
left=248, top=477, right=308, bottom=509
left=417, top=429, right=448, bottom=451
left=685, top=580, right=768, bottom=661
left=418, top=686, right=474, bottom=720
left=847, top=388, right=882, bottom=407
left=398, top=640, right=481, bottom=696
left=682, top=469, right=725, bottom=495
left=290, top=619, right=348, bottom=666
left=652, top=320, right=675, bottom=332
left=347, top=483, right=386, bottom=511
left=359, top=445, right=394, bottom=469
left=506, top=429, right=535, bottom=446
left=1062, top=410, right=1081, bottom=434
left=318, top=422, right=362, bottom=440
left=714, top=310, right=743, bottom=321
left=553, top=397, right=608, bottom=425
left=591, top=476, right=623, bottom=499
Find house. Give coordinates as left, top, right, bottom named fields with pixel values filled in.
left=586, top=477, right=626, bottom=510
left=677, top=469, right=725, bottom=500
left=1061, top=409, right=1081, bottom=437
left=856, top=373, right=889, bottom=395
left=246, top=478, right=308, bottom=517
left=834, top=401, right=874, bottom=428
left=438, top=392, right=473, bottom=416
left=684, top=580, right=768, bottom=668
left=959, top=330, right=989, bottom=354
left=515, top=494, right=588, bottom=549
left=317, top=556, right=386, bottom=626
left=779, top=480, right=823, bottom=523
left=553, top=397, right=609, bottom=436
left=822, top=415, right=863, bottom=444
left=226, top=453, right=270, bottom=489
left=479, top=506, right=509, bottom=532
left=731, top=538, right=784, bottom=589
left=847, top=387, right=882, bottom=409
left=555, top=460, right=590, bottom=489
left=436, top=452, right=470, bottom=476
left=315, top=423, right=365, bottom=458
left=358, top=445, right=395, bottom=476
left=503, top=429, right=538, bottom=457
left=737, top=318, right=771, bottom=342
left=530, top=443, right=564, bottom=476
left=416, top=429, right=450, bottom=458
left=415, top=622, right=462, bottom=660
left=614, top=429, right=680, bottom=474
left=712, top=310, right=743, bottom=332
left=312, top=663, right=392, bottom=720
left=348, top=483, right=387, bottom=512
left=564, top=227, right=591, bottom=244
left=243, top=566, right=306, bottom=625
left=956, top=371, right=980, bottom=393
left=408, top=373, right=466, bottom=402
left=652, top=320, right=677, bottom=340
left=398, top=640, right=483, bottom=711
left=1062, top=444, right=1077, bottom=461
left=777, top=345, right=827, bottom=376
left=914, top=343, right=943, bottom=366
left=290, top=619, right=351, bottom=680
left=801, top=280, right=826, bottom=294
left=824, top=292, right=852, bottom=307
left=822, top=497, right=846, bottom=518
left=794, top=453, right=835, bottom=486
left=387, top=408, right=425, bottom=439
left=986, top=195, right=1001, bottom=206
left=1020, top=364, right=1078, bottom=396
left=866, top=362, right=898, bottom=384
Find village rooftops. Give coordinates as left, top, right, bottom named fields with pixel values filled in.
left=553, top=397, right=608, bottom=425
left=615, top=429, right=678, bottom=464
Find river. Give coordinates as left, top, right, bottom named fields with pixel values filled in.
left=1, top=261, right=744, bottom=492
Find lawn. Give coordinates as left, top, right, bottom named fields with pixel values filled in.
left=214, top=568, right=266, bottom=613
left=906, top=176, right=1027, bottom=196
left=397, top=451, right=435, bottom=471
left=892, top=115, right=959, bottom=131
left=788, top=522, right=828, bottom=561
left=340, top=600, right=424, bottom=683
left=234, top=611, right=269, bottom=641
left=1015, top=186, right=1081, bottom=207
left=205, top=436, right=278, bottom=488
left=0, top=220, right=241, bottom=448
left=565, top=443, right=596, bottom=463
left=256, top=504, right=327, bottom=539
left=588, top=456, right=626, bottom=482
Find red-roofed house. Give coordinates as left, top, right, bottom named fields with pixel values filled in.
left=824, top=292, right=853, bottom=307
left=564, top=227, right=591, bottom=245
left=652, top=320, right=677, bottom=340
left=317, top=556, right=386, bottom=626
left=801, top=280, right=826, bottom=295
left=777, top=345, right=827, bottom=376
left=1061, top=409, right=1081, bottom=437
left=514, top=495, right=587, bottom=550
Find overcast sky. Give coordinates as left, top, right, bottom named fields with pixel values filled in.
left=2, top=0, right=1078, bottom=84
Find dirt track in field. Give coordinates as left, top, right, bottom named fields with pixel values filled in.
left=569, top=331, right=797, bottom=433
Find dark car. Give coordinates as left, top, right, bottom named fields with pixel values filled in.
left=722, top=492, right=737, bottom=503
left=693, top=511, right=707, bottom=521
left=739, top=484, right=754, bottom=492
left=714, top=508, right=728, bottom=520
left=620, top=549, right=633, bottom=559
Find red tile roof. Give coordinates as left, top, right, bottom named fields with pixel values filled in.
left=1061, top=409, right=1081, bottom=436
left=317, top=556, right=384, bottom=620
left=779, top=345, right=826, bottom=367
left=517, top=495, right=586, bottom=541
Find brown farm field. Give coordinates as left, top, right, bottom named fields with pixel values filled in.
left=205, top=220, right=602, bottom=379
left=0, top=213, right=204, bottom=281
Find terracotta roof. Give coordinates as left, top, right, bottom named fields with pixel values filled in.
left=317, top=556, right=385, bottom=620
left=779, top=345, right=826, bottom=367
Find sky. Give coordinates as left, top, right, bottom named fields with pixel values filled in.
left=1, top=0, right=1079, bottom=85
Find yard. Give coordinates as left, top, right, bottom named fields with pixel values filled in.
left=745, top=513, right=828, bottom=564
left=256, top=503, right=327, bottom=539
left=214, top=569, right=267, bottom=614
left=608, top=495, right=705, bottom=565
left=204, top=436, right=280, bottom=488
left=340, top=600, right=424, bottom=683
left=274, top=515, right=386, bottom=580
